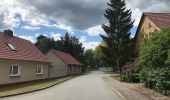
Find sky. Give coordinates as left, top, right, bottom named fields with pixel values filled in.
left=0, top=0, right=170, bottom=50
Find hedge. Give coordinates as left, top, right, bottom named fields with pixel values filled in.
left=139, top=29, right=170, bottom=96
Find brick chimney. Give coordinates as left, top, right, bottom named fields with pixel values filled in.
left=4, top=30, right=13, bottom=37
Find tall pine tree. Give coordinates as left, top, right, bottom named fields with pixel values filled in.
left=100, top=0, right=134, bottom=73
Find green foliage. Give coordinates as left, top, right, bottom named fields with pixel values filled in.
left=35, top=33, right=85, bottom=63
left=55, top=33, right=85, bottom=63
left=100, top=0, right=134, bottom=73
left=84, top=49, right=94, bottom=67
left=120, top=72, right=140, bottom=83
left=140, top=29, right=170, bottom=68
left=168, top=49, right=170, bottom=61
left=139, top=29, right=170, bottom=96
left=35, top=35, right=52, bottom=53
left=140, top=68, right=170, bottom=95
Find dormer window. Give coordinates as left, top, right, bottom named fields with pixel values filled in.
left=7, top=43, right=16, bottom=51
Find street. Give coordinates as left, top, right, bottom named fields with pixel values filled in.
left=1, top=71, right=122, bottom=100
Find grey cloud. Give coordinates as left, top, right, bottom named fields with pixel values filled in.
left=127, top=0, right=170, bottom=12
left=1, top=0, right=170, bottom=31
left=21, top=0, right=107, bottom=30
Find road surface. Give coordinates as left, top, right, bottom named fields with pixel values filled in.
left=1, top=71, right=122, bottom=100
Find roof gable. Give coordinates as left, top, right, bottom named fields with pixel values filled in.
left=50, top=49, right=82, bottom=65
left=134, top=12, right=170, bottom=39
left=0, top=32, right=49, bottom=62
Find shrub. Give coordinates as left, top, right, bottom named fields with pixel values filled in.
left=120, top=59, right=140, bottom=83
left=139, top=29, right=170, bottom=96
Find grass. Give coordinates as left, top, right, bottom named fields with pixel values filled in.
left=111, top=75, right=121, bottom=81
left=0, top=76, right=76, bottom=97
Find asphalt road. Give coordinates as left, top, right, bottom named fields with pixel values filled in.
left=1, top=71, right=122, bottom=100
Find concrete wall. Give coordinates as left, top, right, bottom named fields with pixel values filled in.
left=0, top=59, right=49, bottom=85
left=46, top=52, right=67, bottom=78
left=135, top=17, right=160, bottom=56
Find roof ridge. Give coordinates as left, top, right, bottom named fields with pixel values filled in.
left=144, top=12, right=170, bottom=14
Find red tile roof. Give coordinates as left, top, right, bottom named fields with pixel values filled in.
left=50, top=49, right=82, bottom=65
left=144, top=13, right=170, bottom=29
left=0, top=32, right=49, bottom=63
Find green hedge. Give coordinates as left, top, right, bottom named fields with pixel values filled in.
left=139, top=29, right=170, bottom=96
left=140, top=68, right=170, bottom=95
left=120, top=72, right=140, bottom=83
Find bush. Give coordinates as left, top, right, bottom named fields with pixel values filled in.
left=139, top=29, right=170, bottom=96
left=120, top=59, right=140, bottom=83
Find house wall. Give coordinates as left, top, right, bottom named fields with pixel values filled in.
left=0, top=59, right=49, bottom=85
left=135, top=17, right=160, bottom=57
left=67, top=65, right=82, bottom=75
left=46, top=52, right=67, bottom=78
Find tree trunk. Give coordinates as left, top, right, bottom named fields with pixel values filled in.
left=116, top=57, right=121, bottom=74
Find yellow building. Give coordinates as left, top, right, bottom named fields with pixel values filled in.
left=134, top=13, right=170, bottom=57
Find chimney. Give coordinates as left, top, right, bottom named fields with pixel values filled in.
left=4, top=30, right=13, bottom=37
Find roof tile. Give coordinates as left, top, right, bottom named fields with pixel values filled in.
left=0, top=32, right=49, bottom=62
left=50, top=49, right=82, bottom=65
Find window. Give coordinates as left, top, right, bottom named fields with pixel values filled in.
left=36, top=65, right=43, bottom=74
left=148, top=23, right=152, bottom=28
left=7, top=43, right=16, bottom=51
left=10, top=66, right=20, bottom=76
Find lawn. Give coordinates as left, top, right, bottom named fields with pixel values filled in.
left=0, top=76, right=76, bottom=97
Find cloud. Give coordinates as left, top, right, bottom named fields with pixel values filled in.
left=83, top=42, right=100, bottom=50
left=79, top=35, right=100, bottom=50
left=126, top=0, right=170, bottom=26
left=79, top=36, right=86, bottom=43
left=22, top=26, right=40, bottom=30
left=85, top=25, right=105, bottom=36
left=0, top=0, right=170, bottom=34
left=16, top=0, right=107, bottom=30
left=18, top=35, right=35, bottom=43
left=35, top=33, right=48, bottom=38
left=50, top=32, right=61, bottom=41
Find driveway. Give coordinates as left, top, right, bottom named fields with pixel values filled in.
left=1, top=71, right=122, bottom=100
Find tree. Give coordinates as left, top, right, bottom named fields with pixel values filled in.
left=55, top=33, right=85, bottom=63
left=84, top=49, right=94, bottom=68
left=100, top=0, right=134, bottom=73
left=35, top=35, right=51, bottom=53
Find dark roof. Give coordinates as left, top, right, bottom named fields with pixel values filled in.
left=134, top=12, right=170, bottom=39
left=50, top=49, right=82, bottom=65
left=145, top=13, right=170, bottom=29
left=0, top=32, right=49, bottom=63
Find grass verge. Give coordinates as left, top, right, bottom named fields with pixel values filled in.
left=111, top=75, right=121, bottom=81
left=0, top=76, right=77, bottom=97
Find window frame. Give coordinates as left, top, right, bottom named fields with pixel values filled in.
left=10, top=65, right=20, bottom=77
left=36, top=65, right=43, bottom=75
left=7, top=43, right=16, bottom=51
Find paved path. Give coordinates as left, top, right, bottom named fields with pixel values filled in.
left=1, top=71, right=122, bottom=100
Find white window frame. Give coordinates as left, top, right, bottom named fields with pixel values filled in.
left=10, top=65, right=20, bottom=76
left=7, top=43, right=16, bottom=51
left=36, top=65, right=43, bottom=75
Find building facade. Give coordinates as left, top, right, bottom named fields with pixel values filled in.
left=135, top=13, right=170, bottom=57
left=46, top=49, right=82, bottom=78
left=0, top=30, right=49, bottom=85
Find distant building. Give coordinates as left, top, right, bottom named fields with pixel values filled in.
left=0, top=30, right=49, bottom=85
left=134, top=13, right=170, bottom=57
left=46, top=49, right=82, bottom=78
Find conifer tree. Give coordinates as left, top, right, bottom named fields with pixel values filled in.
left=100, top=0, right=134, bottom=73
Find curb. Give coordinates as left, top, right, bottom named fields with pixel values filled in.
left=103, top=77, right=127, bottom=100
left=0, top=76, right=77, bottom=98
left=110, top=86, right=127, bottom=100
